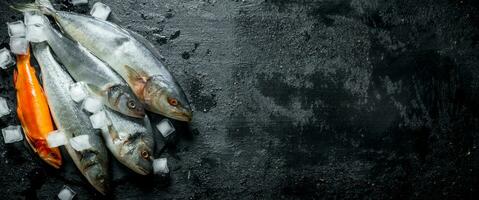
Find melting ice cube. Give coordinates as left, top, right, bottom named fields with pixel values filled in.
left=153, top=158, right=169, bottom=174
left=90, top=2, right=111, bottom=20
left=0, top=97, right=11, bottom=118
left=69, top=135, right=92, bottom=151
left=24, top=12, right=45, bottom=26
left=57, top=185, right=76, bottom=200
left=2, top=125, right=23, bottom=144
left=26, top=25, right=47, bottom=43
left=156, top=119, right=175, bottom=137
left=70, top=0, right=88, bottom=6
left=9, top=37, right=28, bottom=55
left=82, top=96, right=103, bottom=113
left=47, top=130, right=67, bottom=148
left=69, top=82, right=88, bottom=103
left=89, top=110, right=111, bottom=129
left=7, top=21, right=26, bottom=37
left=0, top=48, right=15, bottom=70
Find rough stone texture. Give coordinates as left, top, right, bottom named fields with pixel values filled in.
left=0, top=0, right=478, bottom=199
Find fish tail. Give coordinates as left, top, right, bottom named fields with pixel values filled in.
left=10, top=2, right=56, bottom=16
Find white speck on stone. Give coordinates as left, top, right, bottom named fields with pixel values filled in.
left=82, top=96, right=103, bottom=113
left=47, top=130, right=67, bottom=148
left=2, top=125, right=23, bottom=144
left=69, top=135, right=92, bottom=151
left=156, top=119, right=175, bottom=137
left=69, top=82, right=88, bottom=103
left=7, top=21, right=26, bottom=37
left=0, top=97, right=11, bottom=117
left=90, top=2, right=111, bottom=20
left=9, top=37, right=28, bottom=55
left=0, top=48, right=15, bottom=70
left=153, top=158, right=169, bottom=174
left=57, top=185, right=76, bottom=200
left=89, top=110, right=111, bottom=129
left=70, top=0, right=88, bottom=6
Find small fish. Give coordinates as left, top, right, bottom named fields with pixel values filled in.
left=14, top=47, right=62, bottom=169
left=13, top=2, right=193, bottom=122
left=32, top=43, right=109, bottom=194
left=102, top=109, right=154, bottom=175
left=35, top=14, right=145, bottom=118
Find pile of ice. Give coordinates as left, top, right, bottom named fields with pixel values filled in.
left=156, top=119, right=175, bottom=137
left=70, top=135, right=92, bottom=151
left=69, top=82, right=88, bottom=103
left=82, top=97, right=103, bottom=113
left=2, top=125, right=23, bottom=144
left=0, top=97, right=11, bottom=118
left=153, top=158, right=169, bottom=174
left=0, top=48, right=15, bottom=70
left=7, top=20, right=28, bottom=55
left=57, top=185, right=76, bottom=200
left=47, top=130, right=67, bottom=148
left=90, top=2, right=111, bottom=20
left=70, top=0, right=88, bottom=6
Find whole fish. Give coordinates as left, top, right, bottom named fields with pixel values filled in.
left=14, top=47, right=62, bottom=169
left=102, top=108, right=154, bottom=175
left=32, top=43, right=109, bottom=194
left=14, top=2, right=193, bottom=122
left=35, top=14, right=145, bottom=118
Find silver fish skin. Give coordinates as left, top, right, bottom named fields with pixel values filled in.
left=32, top=43, right=109, bottom=195
left=18, top=2, right=193, bottom=122
left=38, top=17, right=145, bottom=118
left=101, top=109, right=154, bottom=175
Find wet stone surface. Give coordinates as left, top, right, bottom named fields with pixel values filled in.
left=0, top=0, right=478, bottom=199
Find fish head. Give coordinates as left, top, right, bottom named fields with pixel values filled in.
left=118, top=131, right=154, bottom=175
left=82, top=154, right=109, bottom=195
left=40, top=149, right=62, bottom=169
left=143, top=75, right=192, bottom=122
left=107, top=85, right=146, bottom=118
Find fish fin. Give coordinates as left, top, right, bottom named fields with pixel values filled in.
left=10, top=2, right=56, bottom=16
left=84, top=82, right=106, bottom=97
left=124, top=65, right=148, bottom=98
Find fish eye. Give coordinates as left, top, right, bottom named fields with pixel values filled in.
left=141, top=150, right=149, bottom=159
left=167, top=97, right=178, bottom=106
left=127, top=100, right=136, bottom=109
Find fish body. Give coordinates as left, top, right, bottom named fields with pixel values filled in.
left=16, top=2, right=193, bottom=122
left=14, top=47, right=62, bottom=169
left=32, top=43, right=109, bottom=194
left=102, top=109, right=154, bottom=175
left=37, top=15, right=145, bottom=118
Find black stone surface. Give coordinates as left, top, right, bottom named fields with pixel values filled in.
left=0, top=0, right=478, bottom=199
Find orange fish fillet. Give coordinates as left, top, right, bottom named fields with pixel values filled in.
left=14, top=47, right=62, bottom=168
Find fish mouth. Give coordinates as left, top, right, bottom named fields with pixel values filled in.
left=168, top=110, right=193, bottom=122
left=43, top=156, right=62, bottom=169
left=134, top=165, right=152, bottom=175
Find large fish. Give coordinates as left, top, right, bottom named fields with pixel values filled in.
left=14, top=1, right=193, bottom=122
left=32, top=43, right=109, bottom=194
left=102, top=109, right=154, bottom=175
left=14, top=47, right=62, bottom=169
left=35, top=14, right=145, bottom=118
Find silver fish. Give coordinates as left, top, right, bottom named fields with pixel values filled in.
left=37, top=15, right=145, bottom=118
left=15, top=2, right=193, bottom=122
left=101, top=108, right=154, bottom=175
left=32, top=43, right=109, bottom=194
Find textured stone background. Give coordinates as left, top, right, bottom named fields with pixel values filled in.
left=0, top=0, right=478, bottom=199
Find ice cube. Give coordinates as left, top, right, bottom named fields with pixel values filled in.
left=69, top=82, right=88, bottom=103
left=70, top=0, right=88, bottom=6
left=156, top=119, right=175, bottom=137
left=2, top=125, right=23, bottom=144
left=89, top=110, right=111, bottom=129
left=82, top=96, right=103, bottom=113
left=69, top=135, right=92, bottom=151
left=0, top=97, right=11, bottom=118
left=24, top=12, right=45, bottom=26
left=90, top=2, right=111, bottom=20
left=153, top=158, right=169, bottom=174
left=47, top=130, right=67, bottom=148
left=7, top=21, right=26, bottom=37
left=57, top=185, right=76, bottom=200
left=26, top=24, right=47, bottom=43
left=9, top=37, right=29, bottom=55
left=0, top=48, right=15, bottom=70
